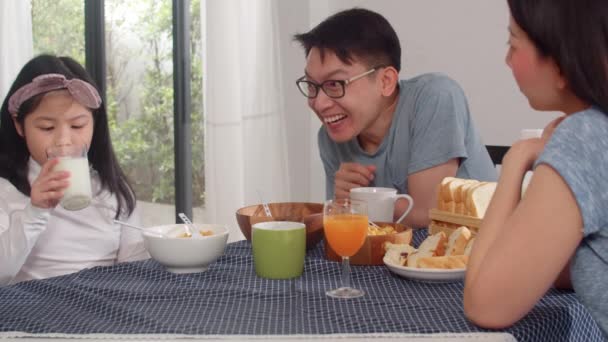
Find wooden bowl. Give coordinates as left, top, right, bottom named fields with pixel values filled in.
left=325, top=222, right=413, bottom=265
left=235, top=202, right=324, bottom=250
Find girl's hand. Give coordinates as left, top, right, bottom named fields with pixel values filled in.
left=30, top=159, right=70, bottom=209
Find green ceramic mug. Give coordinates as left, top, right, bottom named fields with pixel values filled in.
left=252, top=221, right=306, bottom=279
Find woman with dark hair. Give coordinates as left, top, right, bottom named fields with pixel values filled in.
left=464, top=0, right=608, bottom=336
left=0, top=54, right=148, bottom=284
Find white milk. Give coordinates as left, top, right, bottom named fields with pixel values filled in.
left=54, top=157, right=92, bottom=211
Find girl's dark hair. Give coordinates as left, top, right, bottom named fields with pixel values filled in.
left=294, top=8, right=401, bottom=71
left=508, top=0, right=608, bottom=114
left=0, top=54, right=136, bottom=219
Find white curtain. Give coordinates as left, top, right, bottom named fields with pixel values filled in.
left=0, top=0, right=33, bottom=102
left=202, top=0, right=290, bottom=238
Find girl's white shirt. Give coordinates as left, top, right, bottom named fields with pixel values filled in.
left=0, top=158, right=149, bottom=285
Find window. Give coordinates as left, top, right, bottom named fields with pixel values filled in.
left=32, top=0, right=85, bottom=63
left=31, top=0, right=204, bottom=226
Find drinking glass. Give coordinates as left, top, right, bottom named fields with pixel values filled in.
left=323, top=198, right=368, bottom=299
left=46, top=144, right=92, bottom=211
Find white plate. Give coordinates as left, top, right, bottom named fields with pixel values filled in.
left=383, top=256, right=466, bottom=283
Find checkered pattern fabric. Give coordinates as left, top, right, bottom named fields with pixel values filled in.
left=0, top=229, right=604, bottom=341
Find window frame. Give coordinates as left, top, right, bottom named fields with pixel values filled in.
left=84, top=0, right=194, bottom=223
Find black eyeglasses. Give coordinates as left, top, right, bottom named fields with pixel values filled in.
left=295, top=67, right=382, bottom=99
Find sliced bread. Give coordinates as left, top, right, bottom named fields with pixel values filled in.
left=407, top=231, right=447, bottom=267
left=444, top=226, right=472, bottom=256
left=417, top=255, right=469, bottom=269
left=384, top=243, right=417, bottom=266
left=468, top=182, right=497, bottom=218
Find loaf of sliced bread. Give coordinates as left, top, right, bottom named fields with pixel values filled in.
left=435, top=177, right=497, bottom=218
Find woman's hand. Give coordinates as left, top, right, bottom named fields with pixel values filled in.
left=30, top=159, right=70, bottom=209
left=503, top=116, right=565, bottom=172
left=334, top=163, right=376, bottom=199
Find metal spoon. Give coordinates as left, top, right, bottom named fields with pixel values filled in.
left=369, top=220, right=382, bottom=228
left=256, top=189, right=272, bottom=217
left=177, top=213, right=195, bottom=237
left=113, top=219, right=166, bottom=238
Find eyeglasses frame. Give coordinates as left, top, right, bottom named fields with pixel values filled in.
left=295, top=66, right=384, bottom=99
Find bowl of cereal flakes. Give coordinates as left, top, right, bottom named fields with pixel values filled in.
left=143, top=223, right=229, bottom=273
left=325, top=221, right=413, bottom=265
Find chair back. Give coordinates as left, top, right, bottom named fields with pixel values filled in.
left=485, top=145, right=509, bottom=166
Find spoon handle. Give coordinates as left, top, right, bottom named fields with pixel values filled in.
left=256, top=189, right=273, bottom=217
left=113, top=219, right=165, bottom=238
left=178, top=213, right=193, bottom=225
left=262, top=203, right=272, bottom=217
left=177, top=213, right=195, bottom=237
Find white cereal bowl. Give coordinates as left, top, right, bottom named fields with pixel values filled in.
left=143, top=223, right=229, bottom=274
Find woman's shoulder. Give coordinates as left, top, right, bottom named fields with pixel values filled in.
left=538, top=107, right=608, bottom=170
left=560, top=107, right=608, bottom=132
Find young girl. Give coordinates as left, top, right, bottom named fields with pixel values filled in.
left=464, top=0, right=608, bottom=336
left=0, top=55, right=148, bottom=284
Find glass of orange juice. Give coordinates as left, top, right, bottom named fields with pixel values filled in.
left=323, top=198, right=368, bottom=299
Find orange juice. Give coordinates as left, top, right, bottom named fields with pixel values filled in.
left=324, top=214, right=368, bottom=257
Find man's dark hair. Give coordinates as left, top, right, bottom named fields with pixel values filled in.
left=294, top=8, right=401, bottom=71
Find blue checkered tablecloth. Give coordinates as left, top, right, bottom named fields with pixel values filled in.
left=0, top=229, right=604, bottom=341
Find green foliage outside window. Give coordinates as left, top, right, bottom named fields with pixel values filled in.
left=31, top=0, right=205, bottom=206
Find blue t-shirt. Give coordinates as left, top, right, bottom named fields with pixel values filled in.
left=535, top=107, right=608, bottom=337
left=318, top=73, right=497, bottom=199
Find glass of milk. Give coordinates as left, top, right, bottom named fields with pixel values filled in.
left=46, top=145, right=93, bottom=211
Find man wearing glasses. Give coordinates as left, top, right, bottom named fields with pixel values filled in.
left=294, top=8, right=496, bottom=228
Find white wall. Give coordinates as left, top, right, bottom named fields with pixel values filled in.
left=278, top=0, right=561, bottom=202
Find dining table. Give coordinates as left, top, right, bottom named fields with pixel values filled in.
left=0, top=229, right=604, bottom=342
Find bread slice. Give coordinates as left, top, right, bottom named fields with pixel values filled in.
left=437, top=177, right=457, bottom=211
left=407, top=231, right=447, bottom=267
left=455, top=180, right=479, bottom=214
left=464, top=237, right=475, bottom=256
left=384, top=243, right=417, bottom=266
left=436, top=181, right=444, bottom=211
left=440, top=177, right=457, bottom=201
left=464, top=182, right=484, bottom=216
left=468, top=182, right=497, bottom=218
left=417, top=255, right=469, bottom=269
left=445, top=226, right=472, bottom=256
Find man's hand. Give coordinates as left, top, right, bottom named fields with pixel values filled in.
left=334, top=163, right=376, bottom=199
left=30, top=159, right=70, bottom=209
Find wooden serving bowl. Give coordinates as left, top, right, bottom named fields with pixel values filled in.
left=325, top=222, right=413, bottom=265
left=235, top=202, right=324, bottom=250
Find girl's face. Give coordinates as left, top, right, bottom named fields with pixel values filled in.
left=505, top=16, right=565, bottom=111
left=13, top=90, right=95, bottom=165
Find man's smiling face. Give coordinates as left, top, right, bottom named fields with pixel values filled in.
left=304, top=48, right=385, bottom=143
